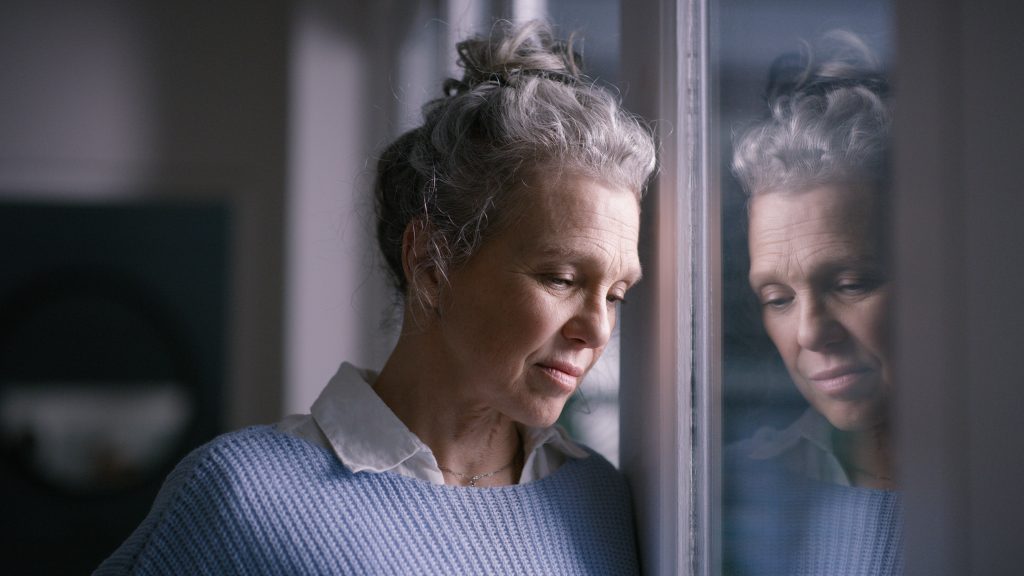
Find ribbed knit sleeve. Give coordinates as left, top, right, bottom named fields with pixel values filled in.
left=95, top=426, right=638, bottom=575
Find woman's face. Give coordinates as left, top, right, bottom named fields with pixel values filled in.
left=748, top=184, right=891, bottom=432
left=435, top=175, right=642, bottom=428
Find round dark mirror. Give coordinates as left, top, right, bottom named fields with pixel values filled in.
left=0, top=271, right=195, bottom=493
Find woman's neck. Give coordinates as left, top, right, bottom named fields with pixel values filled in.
left=373, top=333, right=524, bottom=486
left=833, top=422, right=897, bottom=490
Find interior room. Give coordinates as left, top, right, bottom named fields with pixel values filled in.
left=2, top=0, right=1020, bottom=574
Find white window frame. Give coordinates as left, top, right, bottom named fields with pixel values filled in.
left=620, top=0, right=716, bottom=574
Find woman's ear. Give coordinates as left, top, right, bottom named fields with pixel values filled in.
left=401, top=218, right=441, bottom=314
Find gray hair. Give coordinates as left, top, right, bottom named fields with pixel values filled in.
left=731, top=30, right=891, bottom=198
left=374, top=19, right=656, bottom=305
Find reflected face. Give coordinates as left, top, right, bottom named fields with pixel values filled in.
left=437, top=175, right=642, bottom=428
left=748, top=185, right=891, bottom=432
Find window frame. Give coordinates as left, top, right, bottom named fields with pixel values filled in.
left=620, top=0, right=717, bottom=574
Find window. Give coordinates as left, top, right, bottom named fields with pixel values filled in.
left=716, top=2, right=897, bottom=574
left=622, top=0, right=1024, bottom=574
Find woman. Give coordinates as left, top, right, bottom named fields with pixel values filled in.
left=724, top=31, right=902, bottom=575
left=96, top=20, right=655, bottom=575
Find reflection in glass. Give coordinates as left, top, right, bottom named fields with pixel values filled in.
left=721, top=29, right=902, bottom=575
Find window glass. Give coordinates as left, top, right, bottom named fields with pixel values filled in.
left=714, top=1, right=900, bottom=573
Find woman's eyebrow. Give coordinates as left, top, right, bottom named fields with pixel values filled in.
left=533, top=244, right=643, bottom=284
left=747, top=267, right=779, bottom=289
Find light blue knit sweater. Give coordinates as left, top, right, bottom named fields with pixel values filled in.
left=95, top=426, right=639, bottom=575
left=724, top=452, right=904, bottom=575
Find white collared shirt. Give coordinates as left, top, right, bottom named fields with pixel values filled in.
left=277, top=362, right=589, bottom=485
left=738, top=407, right=852, bottom=486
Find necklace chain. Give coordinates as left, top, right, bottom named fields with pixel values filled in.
left=439, top=456, right=517, bottom=488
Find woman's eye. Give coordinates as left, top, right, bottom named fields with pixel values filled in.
left=835, top=278, right=874, bottom=295
left=546, top=276, right=574, bottom=289
left=760, top=294, right=792, bottom=309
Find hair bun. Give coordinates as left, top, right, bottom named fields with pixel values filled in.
left=445, top=20, right=584, bottom=96
left=766, top=29, right=888, bottom=104
left=732, top=29, right=891, bottom=198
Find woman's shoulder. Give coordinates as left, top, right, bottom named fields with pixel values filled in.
left=158, top=426, right=328, bottom=485
left=545, top=442, right=617, bottom=478
left=151, top=425, right=339, bottom=508
left=540, top=445, right=633, bottom=507
left=195, top=424, right=328, bottom=461
left=95, top=426, right=347, bottom=574
left=574, top=445, right=624, bottom=478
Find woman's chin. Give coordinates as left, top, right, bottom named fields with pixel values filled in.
left=512, top=401, right=571, bottom=430
left=819, top=403, right=888, bottom=434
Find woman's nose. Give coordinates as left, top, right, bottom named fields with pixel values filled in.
left=796, top=296, right=845, bottom=351
left=563, top=295, right=613, bottom=349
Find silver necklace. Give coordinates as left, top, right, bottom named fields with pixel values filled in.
left=439, top=456, right=517, bottom=488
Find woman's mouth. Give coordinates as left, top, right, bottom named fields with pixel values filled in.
left=536, top=362, right=584, bottom=392
left=807, top=365, right=871, bottom=395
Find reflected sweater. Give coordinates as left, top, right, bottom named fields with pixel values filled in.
left=95, top=426, right=638, bottom=575
left=724, top=446, right=904, bottom=576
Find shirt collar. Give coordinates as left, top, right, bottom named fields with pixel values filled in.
left=311, top=362, right=588, bottom=479
left=794, top=407, right=837, bottom=454
left=745, top=407, right=851, bottom=485
left=312, top=362, right=434, bottom=475
left=520, top=423, right=589, bottom=460
left=746, top=407, right=835, bottom=459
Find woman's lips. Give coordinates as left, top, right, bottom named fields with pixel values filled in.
left=807, top=365, right=871, bottom=394
left=536, top=361, right=584, bottom=392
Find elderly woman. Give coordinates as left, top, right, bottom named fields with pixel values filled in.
left=96, top=20, right=654, bottom=575
left=724, top=31, right=902, bottom=575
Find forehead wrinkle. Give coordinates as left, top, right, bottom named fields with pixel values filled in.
left=751, top=227, right=880, bottom=288
left=527, top=201, right=639, bottom=252
left=511, top=176, right=642, bottom=283
left=535, top=238, right=642, bottom=283
left=749, top=185, right=883, bottom=290
left=554, top=209, right=633, bottom=232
